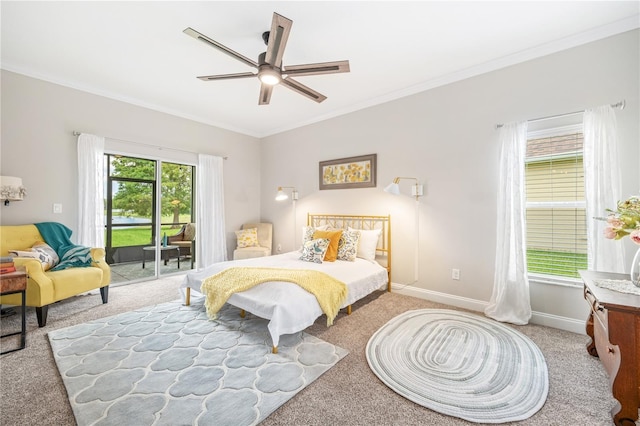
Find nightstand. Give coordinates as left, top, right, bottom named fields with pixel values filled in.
left=1, top=269, right=27, bottom=354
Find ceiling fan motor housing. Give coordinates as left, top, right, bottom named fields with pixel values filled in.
left=258, top=52, right=270, bottom=66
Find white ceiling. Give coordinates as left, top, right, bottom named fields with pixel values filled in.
left=2, top=2, right=638, bottom=138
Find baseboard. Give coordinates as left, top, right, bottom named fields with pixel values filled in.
left=391, top=283, right=586, bottom=335
left=529, top=311, right=586, bottom=335
left=392, top=283, right=488, bottom=312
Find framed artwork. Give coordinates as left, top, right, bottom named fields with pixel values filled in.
left=319, top=154, right=377, bottom=190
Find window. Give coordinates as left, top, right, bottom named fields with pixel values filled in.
left=525, top=125, right=587, bottom=280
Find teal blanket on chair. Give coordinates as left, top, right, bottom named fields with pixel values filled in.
left=34, top=222, right=93, bottom=271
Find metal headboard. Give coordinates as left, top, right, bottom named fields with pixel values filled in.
left=307, top=213, right=391, bottom=290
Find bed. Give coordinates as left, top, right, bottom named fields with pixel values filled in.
left=180, top=214, right=391, bottom=352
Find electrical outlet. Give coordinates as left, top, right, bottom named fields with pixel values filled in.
left=53, top=203, right=63, bottom=214
left=452, top=268, right=460, bottom=280
left=277, top=243, right=282, bottom=253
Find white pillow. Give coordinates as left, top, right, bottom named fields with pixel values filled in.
left=348, top=227, right=382, bottom=261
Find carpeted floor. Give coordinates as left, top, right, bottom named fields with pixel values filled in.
left=0, top=275, right=626, bottom=425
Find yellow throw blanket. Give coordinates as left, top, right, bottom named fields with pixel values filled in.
left=201, top=267, right=348, bottom=326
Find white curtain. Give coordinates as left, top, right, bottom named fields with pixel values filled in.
left=485, top=121, right=531, bottom=325
left=584, top=105, right=625, bottom=273
left=77, top=133, right=105, bottom=247
left=196, top=154, right=226, bottom=269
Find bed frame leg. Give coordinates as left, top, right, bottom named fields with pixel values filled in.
left=240, top=309, right=246, bottom=318
left=347, top=305, right=352, bottom=315
left=272, top=346, right=278, bottom=354
left=185, top=288, right=191, bottom=306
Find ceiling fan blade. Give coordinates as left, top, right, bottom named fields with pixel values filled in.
left=284, top=60, right=350, bottom=77
left=196, top=72, right=257, bottom=81
left=264, top=13, right=292, bottom=68
left=281, top=77, right=327, bottom=103
left=184, top=27, right=258, bottom=69
left=259, top=84, right=273, bottom=105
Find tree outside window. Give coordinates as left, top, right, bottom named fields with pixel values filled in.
left=111, top=157, right=193, bottom=228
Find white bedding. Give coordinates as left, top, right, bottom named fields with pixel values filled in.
left=180, top=251, right=388, bottom=347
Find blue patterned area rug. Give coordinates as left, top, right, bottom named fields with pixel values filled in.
left=366, top=309, right=548, bottom=423
left=48, top=301, right=348, bottom=426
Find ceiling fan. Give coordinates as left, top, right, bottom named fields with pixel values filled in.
left=184, top=12, right=350, bottom=105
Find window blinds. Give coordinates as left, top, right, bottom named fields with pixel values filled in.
left=525, top=132, right=587, bottom=278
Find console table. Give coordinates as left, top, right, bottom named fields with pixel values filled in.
left=579, top=270, right=640, bottom=425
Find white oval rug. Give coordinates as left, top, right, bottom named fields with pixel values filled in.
left=366, top=309, right=548, bottom=423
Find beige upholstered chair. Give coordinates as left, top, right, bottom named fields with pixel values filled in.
left=168, top=223, right=195, bottom=265
left=233, top=223, right=273, bottom=260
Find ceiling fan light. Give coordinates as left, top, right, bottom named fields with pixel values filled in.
left=259, top=69, right=281, bottom=85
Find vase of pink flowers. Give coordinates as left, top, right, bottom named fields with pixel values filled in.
left=603, top=195, right=640, bottom=287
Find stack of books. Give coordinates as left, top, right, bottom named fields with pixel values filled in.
left=0, top=256, right=16, bottom=274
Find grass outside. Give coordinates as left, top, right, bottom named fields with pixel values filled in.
left=109, top=225, right=184, bottom=247
left=109, top=214, right=191, bottom=247
left=527, top=249, right=587, bottom=278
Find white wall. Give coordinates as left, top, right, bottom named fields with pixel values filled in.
left=260, top=30, right=640, bottom=330
left=0, top=70, right=262, bottom=259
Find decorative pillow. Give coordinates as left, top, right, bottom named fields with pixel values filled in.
left=8, top=250, right=35, bottom=257
left=312, top=229, right=343, bottom=262
left=337, top=229, right=361, bottom=261
left=299, top=238, right=330, bottom=264
left=30, top=242, right=60, bottom=271
left=184, top=223, right=196, bottom=241
left=9, top=249, right=43, bottom=271
left=348, top=227, right=382, bottom=262
left=235, top=228, right=259, bottom=248
left=300, top=225, right=330, bottom=250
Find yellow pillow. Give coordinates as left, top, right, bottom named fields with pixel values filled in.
left=312, top=229, right=343, bottom=262
left=235, top=228, right=259, bottom=248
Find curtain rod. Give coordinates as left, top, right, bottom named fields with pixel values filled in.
left=72, top=131, right=228, bottom=159
left=495, top=100, right=625, bottom=129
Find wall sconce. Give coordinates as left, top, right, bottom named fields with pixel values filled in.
left=384, top=177, right=423, bottom=201
left=0, top=176, right=26, bottom=206
left=275, top=186, right=299, bottom=201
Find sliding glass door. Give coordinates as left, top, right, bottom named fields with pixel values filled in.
left=104, top=154, right=195, bottom=284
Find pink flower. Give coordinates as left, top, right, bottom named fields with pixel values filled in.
left=606, top=216, right=624, bottom=228
left=600, top=196, right=640, bottom=244
left=603, top=227, right=618, bottom=239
